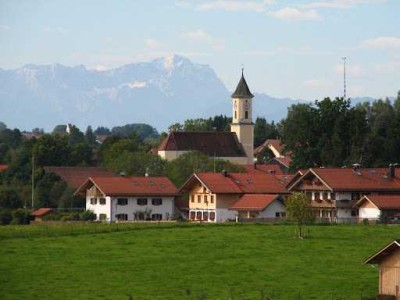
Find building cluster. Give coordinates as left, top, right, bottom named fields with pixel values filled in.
left=34, top=72, right=400, bottom=224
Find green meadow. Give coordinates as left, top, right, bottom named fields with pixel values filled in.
left=0, top=223, right=399, bottom=300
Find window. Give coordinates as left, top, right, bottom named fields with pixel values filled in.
left=137, top=198, right=147, bottom=206
left=235, top=110, right=237, bottom=119
left=203, top=211, right=208, bottom=221
left=197, top=195, right=201, bottom=203
left=210, top=195, right=214, bottom=203
left=99, top=198, right=106, bottom=205
left=203, top=187, right=206, bottom=193
left=275, top=212, right=286, bottom=218
left=99, top=214, right=107, bottom=221
left=190, top=211, right=196, bottom=220
left=90, top=198, right=97, bottom=205
left=191, top=195, right=195, bottom=203
left=209, top=212, right=215, bottom=221
left=245, top=111, right=249, bottom=119
left=115, top=214, right=128, bottom=221
left=152, top=198, right=162, bottom=206
left=151, top=214, right=162, bottom=221
left=117, top=198, right=128, bottom=206
left=196, top=211, right=202, bottom=220
left=204, top=195, right=208, bottom=203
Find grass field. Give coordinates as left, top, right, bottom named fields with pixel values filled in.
left=0, top=223, right=399, bottom=300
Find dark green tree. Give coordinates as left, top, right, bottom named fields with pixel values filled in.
left=285, top=192, right=315, bottom=238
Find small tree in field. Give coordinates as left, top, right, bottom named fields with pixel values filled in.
left=285, top=192, right=315, bottom=238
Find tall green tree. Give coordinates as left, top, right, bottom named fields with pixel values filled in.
left=285, top=192, right=315, bottom=238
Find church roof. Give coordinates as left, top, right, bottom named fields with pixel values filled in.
left=231, top=71, right=254, bottom=99
left=158, top=131, right=247, bottom=157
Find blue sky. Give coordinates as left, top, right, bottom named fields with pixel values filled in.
left=0, top=0, right=399, bottom=100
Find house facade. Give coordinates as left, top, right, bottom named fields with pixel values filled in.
left=287, top=166, right=400, bottom=222
left=354, top=195, right=400, bottom=223
left=157, top=71, right=255, bottom=165
left=230, top=194, right=286, bottom=220
left=365, top=240, right=400, bottom=299
left=75, top=176, right=179, bottom=222
left=179, top=172, right=289, bottom=222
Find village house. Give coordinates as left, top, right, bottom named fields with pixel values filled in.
left=365, top=240, right=400, bottom=299
left=179, top=171, right=289, bottom=222
left=157, top=71, right=255, bottom=165
left=75, top=176, right=179, bottom=222
left=287, top=165, right=400, bottom=222
left=254, top=139, right=293, bottom=173
left=354, top=195, right=400, bottom=223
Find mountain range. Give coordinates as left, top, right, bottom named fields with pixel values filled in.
left=0, top=55, right=385, bottom=133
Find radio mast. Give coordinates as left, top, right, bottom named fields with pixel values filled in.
left=342, top=57, right=347, bottom=100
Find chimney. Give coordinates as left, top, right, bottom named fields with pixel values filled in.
left=389, top=163, right=397, bottom=178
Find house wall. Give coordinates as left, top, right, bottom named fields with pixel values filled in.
left=86, top=193, right=174, bottom=221
left=158, top=150, right=249, bottom=165
left=188, top=184, right=216, bottom=211
left=359, top=207, right=380, bottom=220
left=216, top=208, right=237, bottom=222
left=259, top=200, right=286, bottom=218
left=380, top=249, right=400, bottom=297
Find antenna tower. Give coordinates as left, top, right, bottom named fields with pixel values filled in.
left=342, top=57, right=347, bottom=100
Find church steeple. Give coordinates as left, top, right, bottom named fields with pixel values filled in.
left=230, top=70, right=254, bottom=164
left=231, top=69, right=254, bottom=99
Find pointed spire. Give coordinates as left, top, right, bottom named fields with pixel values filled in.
left=231, top=70, right=254, bottom=99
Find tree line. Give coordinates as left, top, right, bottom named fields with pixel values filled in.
left=1, top=92, right=399, bottom=224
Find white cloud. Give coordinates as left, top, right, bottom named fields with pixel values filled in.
left=303, top=79, right=334, bottom=88
left=0, top=25, right=10, bottom=31
left=348, top=85, right=365, bottom=97
left=127, top=81, right=147, bottom=89
left=196, top=0, right=274, bottom=12
left=362, top=36, right=400, bottom=50
left=266, top=7, right=322, bottom=21
left=45, top=26, right=69, bottom=35
left=93, top=65, right=108, bottom=72
left=181, top=29, right=225, bottom=50
left=145, top=39, right=161, bottom=50
left=374, top=60, right=400, bottom=74
left=302, top=0, right=386, bottom=9
left=243, top=46, right=332, bottom=56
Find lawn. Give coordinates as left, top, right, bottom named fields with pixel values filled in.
left=0, top=223, right=399, bottom=300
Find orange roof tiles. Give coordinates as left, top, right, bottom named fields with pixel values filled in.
left=289, top=168, right=400, bottom=192
left=355, top=195, right=400, bottom=209
left=0, top=164, right=8, bottom=172
left=44, top=167, right=115, bottom=188
left=230, top=194, right=279, bottom=211
left=31, top=208, right=53, bottom=217
left=76, top=176, right=179, bottom=197
left=242, top=164, right=283, bottom=175
left=181, top=172, right=289, bottom=194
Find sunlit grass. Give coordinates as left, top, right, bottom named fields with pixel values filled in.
left=0, top=223, right=398, bottom=299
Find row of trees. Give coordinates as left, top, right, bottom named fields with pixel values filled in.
left=281, top=93, right=400, bottom=169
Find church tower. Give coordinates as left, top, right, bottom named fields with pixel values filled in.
left=230, top=70, right=254, bottom=164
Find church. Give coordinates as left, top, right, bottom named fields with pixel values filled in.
left=157, top=71, right=255, bottom=165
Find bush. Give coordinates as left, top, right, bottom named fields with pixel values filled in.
left=10, top=208, right=32, bottom=225
left=80, top=210, right=96, bottom=221
left=0, top=209, right=12, bottom=225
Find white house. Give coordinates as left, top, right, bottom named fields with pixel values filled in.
left=230, top=194, right=286, bottom=219
left=75, top=176, right=179, bottom=222
left=354, top=195, right=400, bottom=222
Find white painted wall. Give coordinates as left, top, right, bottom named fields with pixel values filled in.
left=259, top=200, right=286, bottom=218
left=86, top=196, right=175, bottom=221
left=359, top=207, right=380, bottom=220
left=336, top=208, right=353, bottom=219
left=216, top=208, right=237, bottom=222
left=336, top=193, right=352, bottom=200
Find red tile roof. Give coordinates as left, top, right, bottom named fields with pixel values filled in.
left=44, top=167, right=115, bottom=188
left=289, top=168, right=400, bottom=192
left=158, top=132, right=247, bottom=157
left=254, top=139, right=284, bottom=156
left=243, top=164, right=283, bottom=175
left=31, top=208, right=53, bottom=217
left=230, top=194, right=279, bottom=211
left=0, top=164, right=8, bottom=172
left=180, top=172, right=289, bottom=194
left=75, top=176, right=179, bottom=197
left=272, top=157, right=292, bottom=168
left=355, top=195, right=400, bottom=209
